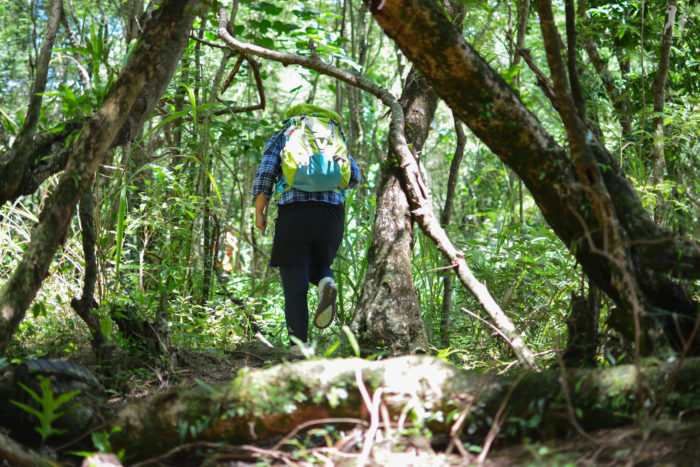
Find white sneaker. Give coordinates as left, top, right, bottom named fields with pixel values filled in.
left=289, top=344, right=304, bottom=357
left=313, top=277, right=337, bottom=329
left=289, top=343, right=313, bottom=359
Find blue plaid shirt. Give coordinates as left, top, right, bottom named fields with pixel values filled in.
left=251, top=130, right=362, bottom=205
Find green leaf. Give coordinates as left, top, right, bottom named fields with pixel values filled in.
left=30, top=301, right=47, bottom=319
left=258, top=2, right=284, bottom=15
left=183, top=83, right=198, bottom=133
left=134, top=108, right=191, bottom=148
left=324, top=340, right=341, bottom=357
left=15, top=381, right=41, bottom=404
left=342, top=325, right=360, bottom=357
left=0, top=105, right=18, bottom=133
left=10, top=400, right=43, bottom=419
left=205, top=169, right=223, bottom=209
left=100, top=317, right=113, bottom=338
left=54, top=389, right=81, bottom=407
left=114, top=184, right=128, bottom=277
left=254, top=37, right=275, bottom=49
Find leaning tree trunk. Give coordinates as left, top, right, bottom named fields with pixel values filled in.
left=103, top=355, right=700, bottom=460
left=362, top=0, right=700, bottom=354
left=0, top=0, right=200, bottom=357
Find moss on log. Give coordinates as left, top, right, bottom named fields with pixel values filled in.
left=106, top=355, right=700, bottom=460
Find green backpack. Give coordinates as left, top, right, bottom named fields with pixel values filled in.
left=275, top=104, right=352, bottom=198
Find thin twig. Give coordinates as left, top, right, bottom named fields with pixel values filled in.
left=189, top=34, right=229, bottom=50
left=461, top=307, right=515, bottom=348
left=445, top=369, right=490, bottom=459
left=426, top=262, right=458, bottom=273
left=476, top=371, right=528, bottom=464
left=272, top=417, right=368, bottom=451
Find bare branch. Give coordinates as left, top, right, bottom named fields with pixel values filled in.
left=218, top=55, right=266, bottom=114
left=564, top=0, right=586, bottom=120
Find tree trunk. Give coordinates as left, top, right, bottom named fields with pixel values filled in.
left=0, top=0, right=200, bottom=357
left=104, top=355, right=700, bottom=460
left=351, top=68, right=436, bottom=353
left=563, top=286, right=601, bottom=367
left=362, top=0, right=700, bottom=354
left=70, top=184, right=112, bottom=365
left=651, top=0, right=677, bottom=222
left=351, top=1, right=465, bottom=354
left=439, top=116, right=466, bottom=348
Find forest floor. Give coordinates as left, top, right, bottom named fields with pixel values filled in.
left=98, top=341, right=700, bottom=466
left=4, top=339, right=700, bottom=466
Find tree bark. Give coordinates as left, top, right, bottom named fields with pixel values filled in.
left=0, top=0, right=200, bottom=357
left=362, top=0, right=700, bottom=353
left=439, top=116, right=466, bottom=348
left=105, top=355, right=700, bottom=460
left=564, top=286, right=601, bottom=367
left=70, top=184, right=111, bottom=364
left=651, top=0, right=677, bottom=221
left=351, top=66, right=437, bottom=354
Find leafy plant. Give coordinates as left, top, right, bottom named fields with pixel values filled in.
left=10, top=375, right=81, bottom=443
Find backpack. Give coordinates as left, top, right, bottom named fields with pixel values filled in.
left=275, top=104, right=351, bottom=198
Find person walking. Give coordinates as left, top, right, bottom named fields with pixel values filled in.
left=251, top=104, right=361, bottom=353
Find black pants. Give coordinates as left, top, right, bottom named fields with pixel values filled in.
left=271, top=202, right=344, bottom=343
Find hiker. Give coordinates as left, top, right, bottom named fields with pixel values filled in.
left=251, top=104, right=361, bottom=352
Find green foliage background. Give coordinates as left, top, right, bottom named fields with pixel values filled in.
left=0, top=0, right=698, bottom=370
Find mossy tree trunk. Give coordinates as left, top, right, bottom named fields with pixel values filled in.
left=103, top=355, right=700, bottom=460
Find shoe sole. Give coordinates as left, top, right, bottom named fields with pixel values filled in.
left=313, top=283, right=337, bottom=329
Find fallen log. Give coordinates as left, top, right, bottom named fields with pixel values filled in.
left=0, top=432, right=56, bottom=467
left=108, top=355, right=700, bottom=460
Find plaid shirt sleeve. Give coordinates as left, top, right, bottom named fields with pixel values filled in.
left=251, top=131, right=285, bottom=199
left=347, top=154, right=361, bottom=189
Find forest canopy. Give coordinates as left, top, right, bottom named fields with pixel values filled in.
left=0, top=0, right=699, bottom=464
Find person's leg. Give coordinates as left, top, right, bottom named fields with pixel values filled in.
left=309, top=266, right=333, bottom=286
left=279, top=265, right=310, bottom=344
left=309, top=204, right=344, bottom=329
left=310, top=263, right=337, bottom=329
